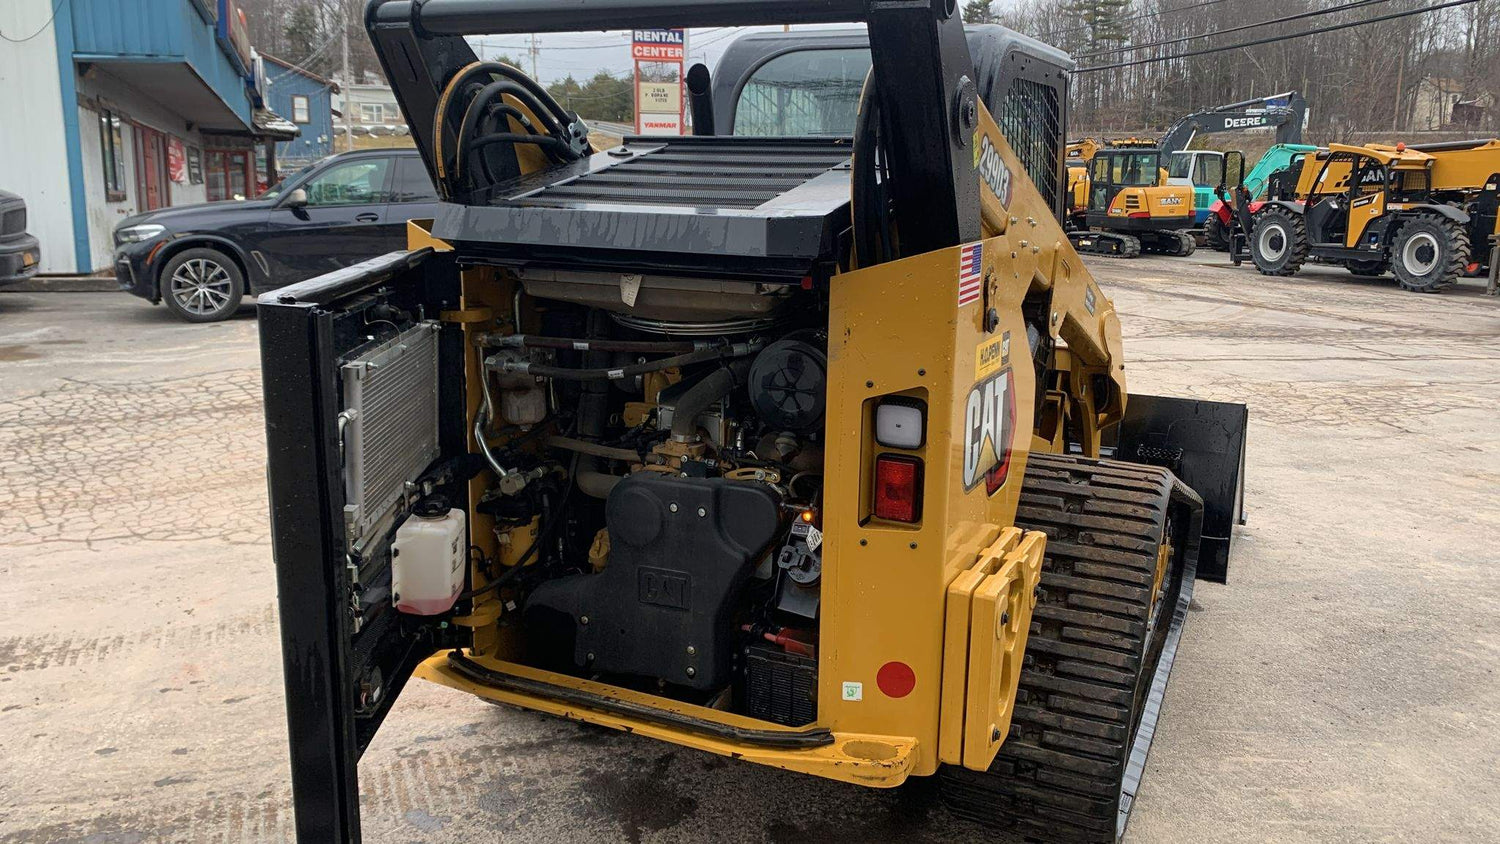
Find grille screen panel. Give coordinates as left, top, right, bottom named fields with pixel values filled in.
left=1, top=208, right=25, bottom=237
left=518, top=140, right=851, bottom=210
left=341, top=322, right=441, bottom=546
left=994, top=77, right=1062, bottom=215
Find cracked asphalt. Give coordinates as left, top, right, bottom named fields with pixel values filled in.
left=1, top=261, right=1498, bottom=843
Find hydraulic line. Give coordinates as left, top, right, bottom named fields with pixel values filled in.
left=497, top=341, right=762, bottom=381
left=488, top=334, right=701, bottom=354
left=474, top=362, right=517, bottom=482
left=433, top=60, right=587, bottom=196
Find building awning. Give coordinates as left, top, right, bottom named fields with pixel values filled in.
left=253, top=107, right=301, bottom=141
left=79, top=57, right=252, bottom=132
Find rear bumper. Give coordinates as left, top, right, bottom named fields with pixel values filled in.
left=0, top=234, right=40, bottom=285
left=418, top=651, right=918, bottom=787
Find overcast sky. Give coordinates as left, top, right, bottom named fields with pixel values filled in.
left=466, top=24, right=857, bottom=85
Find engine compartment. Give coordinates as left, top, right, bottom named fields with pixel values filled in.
left=435, top=275, right=833, bottom=725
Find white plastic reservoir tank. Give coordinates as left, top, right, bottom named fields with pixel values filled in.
left=392, top=501, right=467, bottom=615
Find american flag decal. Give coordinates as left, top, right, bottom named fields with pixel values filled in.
left=957, top=242, right=983, bottom=307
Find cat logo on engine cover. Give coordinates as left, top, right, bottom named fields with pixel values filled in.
left=962, top=369, right=1016, bottom=494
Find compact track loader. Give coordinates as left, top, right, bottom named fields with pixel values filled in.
left=1240, top=140, right=1500, bottom=291
left=258, top=3, right=1248, bottom=842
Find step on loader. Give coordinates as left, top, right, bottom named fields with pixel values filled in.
left=257, top=3, right=1248, bottom=842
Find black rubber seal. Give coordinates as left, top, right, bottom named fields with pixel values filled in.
left=446, top=651, right=836, bottom=749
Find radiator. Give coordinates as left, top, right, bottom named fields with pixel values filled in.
left=341, top=321, right=441, bottom=550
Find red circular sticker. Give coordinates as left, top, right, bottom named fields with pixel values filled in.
left=876, top=661, right=917, bottom=698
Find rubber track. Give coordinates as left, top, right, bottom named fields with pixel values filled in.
left=1068, top=232, right=1141, bottom=259
left=939, top=453, right=1186, bottom=844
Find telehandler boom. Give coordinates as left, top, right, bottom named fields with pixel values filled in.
left=258, top=2, right=1248, bottom=842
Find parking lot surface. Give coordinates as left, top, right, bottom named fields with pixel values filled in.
left=1, top=261, right=1497, bottom=843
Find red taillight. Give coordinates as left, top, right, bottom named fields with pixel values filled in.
left=873, top=454, right=922, bottom=522
left=1127, top=211, right=1151, bottom=219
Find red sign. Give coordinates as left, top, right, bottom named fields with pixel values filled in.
left=631, top=43, right=683, bottom=60
left=167, top=137, right=187, bottom=183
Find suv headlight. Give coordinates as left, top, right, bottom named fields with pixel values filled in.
left=115, top=223, right=165, bottom=245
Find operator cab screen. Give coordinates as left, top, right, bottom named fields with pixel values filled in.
left=732, top=48, right=872, bottom=136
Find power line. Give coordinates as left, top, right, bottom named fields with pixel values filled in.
left=1047, top=0, right=1234, bottom=39
left=0, top=0, right=63, bottom=43
left=1076, top=0, right=1480, bottom=72
left=1076, top=0, right=1393, bottom=59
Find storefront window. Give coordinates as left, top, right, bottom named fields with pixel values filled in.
left=98, top=110, right=127, bottom=201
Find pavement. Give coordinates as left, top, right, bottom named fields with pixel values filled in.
left=1, top=260, right=1497, bottom=843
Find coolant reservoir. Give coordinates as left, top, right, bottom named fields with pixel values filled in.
left=392, top=501, right=466, bottom=615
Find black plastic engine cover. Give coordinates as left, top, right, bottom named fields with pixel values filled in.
left=526, top=473, right=782, bottom=691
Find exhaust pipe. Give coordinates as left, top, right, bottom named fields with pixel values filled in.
left=687, top=63, right=715, bottom=136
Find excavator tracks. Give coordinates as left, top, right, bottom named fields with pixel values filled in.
left=939, top=453, right=1202, bottom=844
left=1067, top=232, right=1142, bottom=259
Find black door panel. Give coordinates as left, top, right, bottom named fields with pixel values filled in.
left=257, top=248, right=468, bottom=843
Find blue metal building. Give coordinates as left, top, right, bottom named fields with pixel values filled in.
left=0, top=0, right=296, bottom=274
left=260, top=54, right=339, bottom=171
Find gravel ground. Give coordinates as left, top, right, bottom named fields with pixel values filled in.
left=1, top=260, right=1497, bottom=843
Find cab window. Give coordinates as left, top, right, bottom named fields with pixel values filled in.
left=1108, top=152, right=1159, bottom=187
left=303, top=158, right=392, bottom=207
left=733, top=49, right=872, bottom=136
left=1167, top=154, right=1194, bottom=180
left=1196, top=155, right=1224, bottom=187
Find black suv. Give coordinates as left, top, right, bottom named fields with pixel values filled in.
left=0, top=190, right=40, bottom=286
left=114, top=149, right=439, bottom=322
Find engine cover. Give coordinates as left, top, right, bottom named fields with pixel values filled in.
left=525, top=473, right=782, bottom=691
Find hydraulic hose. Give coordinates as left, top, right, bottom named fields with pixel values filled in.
left=489, top=334, right=701, bottom=354
left=434, top=60, right=589, bottom=196
left=455, top=80, right=575, bottom=188
left=498, top=341, right=762, bottom=382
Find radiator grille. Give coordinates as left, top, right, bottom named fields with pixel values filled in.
left=1, top=208, right=24, bottom=237
left=516, top=140, right=851, bottom=210
left=341, top=322, right=441, bottom=547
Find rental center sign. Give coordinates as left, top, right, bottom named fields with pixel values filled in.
left=632, top=28, right=685, bottom=135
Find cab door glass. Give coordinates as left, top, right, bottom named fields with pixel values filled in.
left=304, top=159, right=393, bottom=207
left=390, top=156, right=439, bottom=203
left=1198, top=156, right=1223, bottom=188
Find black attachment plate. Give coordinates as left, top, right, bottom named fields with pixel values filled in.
left=1110, top=394, right=1248, bottom=583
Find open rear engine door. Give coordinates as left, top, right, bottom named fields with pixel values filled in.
left=257, top=248, right=470, bottom=841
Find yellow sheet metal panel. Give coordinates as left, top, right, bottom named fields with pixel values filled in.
left=416, top=653, right=918, bottom=787
left=937, top=525, right=1018, bottom=764
left=961, top=530, right=1044, bottom=770
left=823, top=236, right=1037, bottom=776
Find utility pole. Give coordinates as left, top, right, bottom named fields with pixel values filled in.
left=529, top=33, right=539, bottom=79
left=341, top=0, right=352, bottom=153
